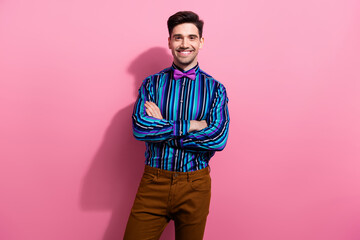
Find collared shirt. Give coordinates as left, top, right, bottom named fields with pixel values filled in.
left=132, top=63, right=230, bottom=172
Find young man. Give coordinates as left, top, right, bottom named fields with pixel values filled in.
left=124, top=11, right=230, bottom=240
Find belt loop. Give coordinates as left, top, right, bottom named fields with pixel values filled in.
left=208, top=165, right=211, bottom=173
left=157, top=169, right=160, bottom=179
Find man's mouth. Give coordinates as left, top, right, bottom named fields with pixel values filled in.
left=177, top=49, right=193, bottom=56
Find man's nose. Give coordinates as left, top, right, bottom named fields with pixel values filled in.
left=181, top=38, right=189, bottom=48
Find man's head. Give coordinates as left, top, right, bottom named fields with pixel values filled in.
left=167, top=11, right=204, bottom=71
left=167, top=11, right=204, bottom=38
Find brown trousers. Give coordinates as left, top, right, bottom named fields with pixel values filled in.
left=124, top=165, right=211, bottom=240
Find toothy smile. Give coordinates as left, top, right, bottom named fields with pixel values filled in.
left=177, top=50, right=193, bottom=56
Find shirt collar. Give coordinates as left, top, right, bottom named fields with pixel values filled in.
left=171, top=62, right=200, bottom=75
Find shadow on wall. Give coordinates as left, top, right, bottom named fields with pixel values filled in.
left=80, top=47, right=175, bottom=240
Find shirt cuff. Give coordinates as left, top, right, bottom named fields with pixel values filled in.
left=173, top=120, right=190, bottom=137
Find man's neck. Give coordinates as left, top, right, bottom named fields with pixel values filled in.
left=173, top=61, right=198, bottom=72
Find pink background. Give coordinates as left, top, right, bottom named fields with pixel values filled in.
left=1, top=0, right=360, bottom=239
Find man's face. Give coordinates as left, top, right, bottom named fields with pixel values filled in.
left=168, top=23, right=204, bottom=71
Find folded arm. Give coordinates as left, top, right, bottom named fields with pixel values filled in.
left=167, top=84, right=230, bottom=152
left=132, top=78, right=191, bottom=142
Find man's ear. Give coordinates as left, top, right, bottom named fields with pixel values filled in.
left=168, top=37, right=171, bottom=49
left=199, top=37, right=204, bottom=49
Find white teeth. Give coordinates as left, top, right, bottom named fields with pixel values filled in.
left=178, top=50, right=192, bottom=56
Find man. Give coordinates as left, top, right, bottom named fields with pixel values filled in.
left=124, top=11, right=230, bottom=240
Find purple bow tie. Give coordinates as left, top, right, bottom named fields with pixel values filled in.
left=173, top=69, right=196, bottom=81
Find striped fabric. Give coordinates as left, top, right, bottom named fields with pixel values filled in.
left=132, top=63, right=230, bottom=172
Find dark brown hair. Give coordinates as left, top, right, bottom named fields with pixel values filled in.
left=167, top=11, right=204, bottom=38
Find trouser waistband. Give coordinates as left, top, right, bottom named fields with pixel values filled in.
left=144, top=165, right=209, bottom=179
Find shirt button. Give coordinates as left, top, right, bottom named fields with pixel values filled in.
left=180, top=100, right=183, bottom=103
left=179, top=131, right=182, bottom=135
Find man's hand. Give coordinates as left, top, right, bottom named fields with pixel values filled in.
left=189, top=120, right=208, bottom=132
left=145, top=101, right=163, bottom=119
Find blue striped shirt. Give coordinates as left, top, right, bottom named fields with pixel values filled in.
left=132, top=63, right=230, bottom=172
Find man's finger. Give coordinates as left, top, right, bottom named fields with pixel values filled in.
left=145, top=101, right=156, bottom=111
left=145, top=104, right=158, bottom=118
left=146, top=102, right=159, bottom=113
left=145, top=101, right=163, bottom=119
left=147, top=102, right=158, bottom=110
left=145, top=109, right=153, bottom=117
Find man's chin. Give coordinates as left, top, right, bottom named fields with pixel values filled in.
left=175, top=58, right=197, bottom=67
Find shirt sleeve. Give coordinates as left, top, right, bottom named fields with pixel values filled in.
left=166, top=83, right=230, bottom=151
left=132, top=77, right=191, bottom=142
